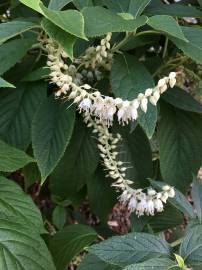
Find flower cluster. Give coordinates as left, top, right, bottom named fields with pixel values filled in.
left=85, top=116, right=175, bottom=216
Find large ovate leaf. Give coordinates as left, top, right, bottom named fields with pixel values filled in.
left=0, top=82, right=47, bottom=149
left=128, top=0, right=152, bottom=18
left=82, top=7, right=148, bottom=37
left=0, top=38, right=35, bottom=75
left=180, top=225, right=202, bottom=267
left=41, top=19, right=75, bottom=60
left=148, top=15, right=187, bottom=41
left=158, top=103, right=202, bottom=192
left=50, top=224, right=97, bottom=270
left=0, top=217, right=55, bottom=270
left=0, top=176, right=44, bottom=232
left=111, top=54, right=157, bottom=138
left=124, top=258, right=176, bottom=270
left=50, top=117, right=99, bottom=200
left=48, top=0, right=72, bottom=10
left=89, top=232, right=170, bottom=267
left=150, top=180, right=195, bottom=218
left=0, top=77, right=15, bottom=88
left=0, top=20, right=38, bottom=44
left=78, top=254, right=121, bottom=270
left=162, top=87, right=202, bottom=114
left=0, top=140, right=34, bottom=172
left=170, top=27, right=202, bottom=65
left=192, top=177, right=202, bottom=224
left=32, top=96, right=75, bottom=182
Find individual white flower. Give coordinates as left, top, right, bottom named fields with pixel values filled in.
left=117, top=100, right=131, bottom=124
left=138, top=93, right=148, bottom=113
left=161, top=192, right=169, bottom=203
left=78, top=98, right=92, bottom=113
left=168, top=187, right=175, bottom=198
left=154, top=199, right=164, bottom=212
left=128, top=196, right=137, bottom=211
left=169, top=72, right=177, bottom=88
left=145, top=88, right=153, bottom=97
left=147, top=189, right=156, bottom=196
left=146, top=199, right=155, bottom=215
left=136, top=199, right=147, bottom=216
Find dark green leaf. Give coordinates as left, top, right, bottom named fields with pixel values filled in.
left=82, top=7, right=148, bottom=37
left=89, top=232, right=171, bottom=267
left=48, top=0, right=72, bottom=10
left=192, top=176, right=202, bottom=224
left=111, top=54, right=157, bottom=138
left=41, top=18, right=75, bottom=60
left=158, top=103, right=202, bottom=192
left=52, top=205, right=66, bottom=230
left=150, top=180, right=195, bottom=218
left=170, top=27, right=202, bottom=65
left=50, top=224, right=97, bottom=270
left=0, top=140, right=34, bottom=172
left=22, top=67, right=50, bottom=81
left=124, top=258, right=176, bottom=270
left=0, top=20, right=38, bottom=44
left=0, top=38, right=35, bottom=75
left=0, top=82, right=47, bottom=149
left=162, top=87, right=202, bottom=114
left=128, top=0, right=151, bottom=18
left=23, top=162, right=41, bottom=189
left=0, top=176, right=44, bottom=233
left=0, top=77, right=15, bottom=88
left=148, top=15, right=187, bottom=41
left=50, top=117, right=99, bottom=199
left=73, top=0, right=93, bottom=10
left=32, top=96, right=75, bottom=182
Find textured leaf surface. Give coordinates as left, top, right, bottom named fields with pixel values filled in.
left=89, top=232, right=170, bottom=267
left=0, top=77, right=15, bottom=88
left=124, top=258, right=176, bottom=270
left=150, top=180, right=195, bottom=218
left=32, top=96, right=75, bottom=182
left=0, top=140, right=34, bottom=172
left=128, top=0, right=152, bottom=18
left=0, top=38, right=35, bottom=75
left=0, top=176, right=44, bottom=232
left=41, top=19, right=75, bottom=59
left=158, top=103, right=202, bottom=192
left=111, top=54, right=157, bottom=138
left=148, top=15, right=187, bottom=41
left=0, top=20, right=38, bottom=44
left=171, top=27, right=202, bottom=65
left=50, top=117, right=99, bottom=199
left=180, top=225, right=202, bottom=266
left=48, top=0, right=72, bottom=10
left=82, top=7, right=148, bottom=37
left=50, top=224, right=97, bottom=270
left=0, top=82, right=47, bottom=149
left=192, top=177, right=202, bottom=223
left=0, top=217, right=55, bottom=270
left=162, top=87, right=202, bottom=114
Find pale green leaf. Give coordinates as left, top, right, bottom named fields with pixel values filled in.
left=52, top=205, right=66, bottom=230
left=0, top=140, right=34, bottom=172
left=0, top=77, right=15, bottom=88
left=48, top=0, right=72, bottom=10
left=192, top=176, right=202, bottom=223
left=19, top=0, right=42, bottom=13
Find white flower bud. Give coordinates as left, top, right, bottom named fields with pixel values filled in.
left=145, top=88, right=153, bottom=97
left=140, top=97, right=148, bottom=113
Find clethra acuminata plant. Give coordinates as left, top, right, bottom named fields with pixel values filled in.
left=45, top=33, right=177, bottom=216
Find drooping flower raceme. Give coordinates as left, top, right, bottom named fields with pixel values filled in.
left=44, top=34, right=177, bottom=216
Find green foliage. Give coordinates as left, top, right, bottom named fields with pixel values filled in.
left=1, top=0, right=202, bottom=269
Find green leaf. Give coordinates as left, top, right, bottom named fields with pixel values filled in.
left=48, top=0, right=72, bottom=10
left=0, top=140, right=34, bottom=172
left=87, top=167, right=116, bottom=223
left=128, top=0, right=152, bottom=18
left=162, top=87, right=202, bottom=114
left=0, top=82, right=47, bottom=149
left=180, top=225, right=202, bottom=266
left=111, top=54, right=157, bottom=138
left=0, top=38, right=36, bottom=75
left=89, top=232, right=171, bottom=267
left=148, top=15, right=188, bottom=42
left=32, top=96, right=75, bottom=182
left=198, top=0, right=202, bottom=7
left=0, top=77, right=15, bottom=88
left=22, top=67, right=50, bottom=81
left=170, top=27, right=202, bottom=65
left=50, top=224, right=97, bottom=270
left=158, top=103, right=202, bottom=192
left=102, top=0, right=130, bottom=12
left=150, top=180, right=195, bottom=218
left=78, top=254, right=121, bottom=270
left=23, top=162, right=41, bottom=189
left=52, top=205, right=66, bottom=230
left=41, top=18, right=76, bottom=60
left=82, top=7, right=148, bottom=37
left=19, top=0, right=42, bottom=13
left=0, top=176, right=44, bottom=233
left=40, top=3, right=86, bottom=39
left=145, top=1, right=202, bottom=18
left=73, top=0, right=93, bottom=10
left=123, top=258, right=176, bottom=270
left=0, top=20, right=38, bottom=44
left=192, top=176, right=202, bottom=224
left=0, top=217, right=56, bottom=270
